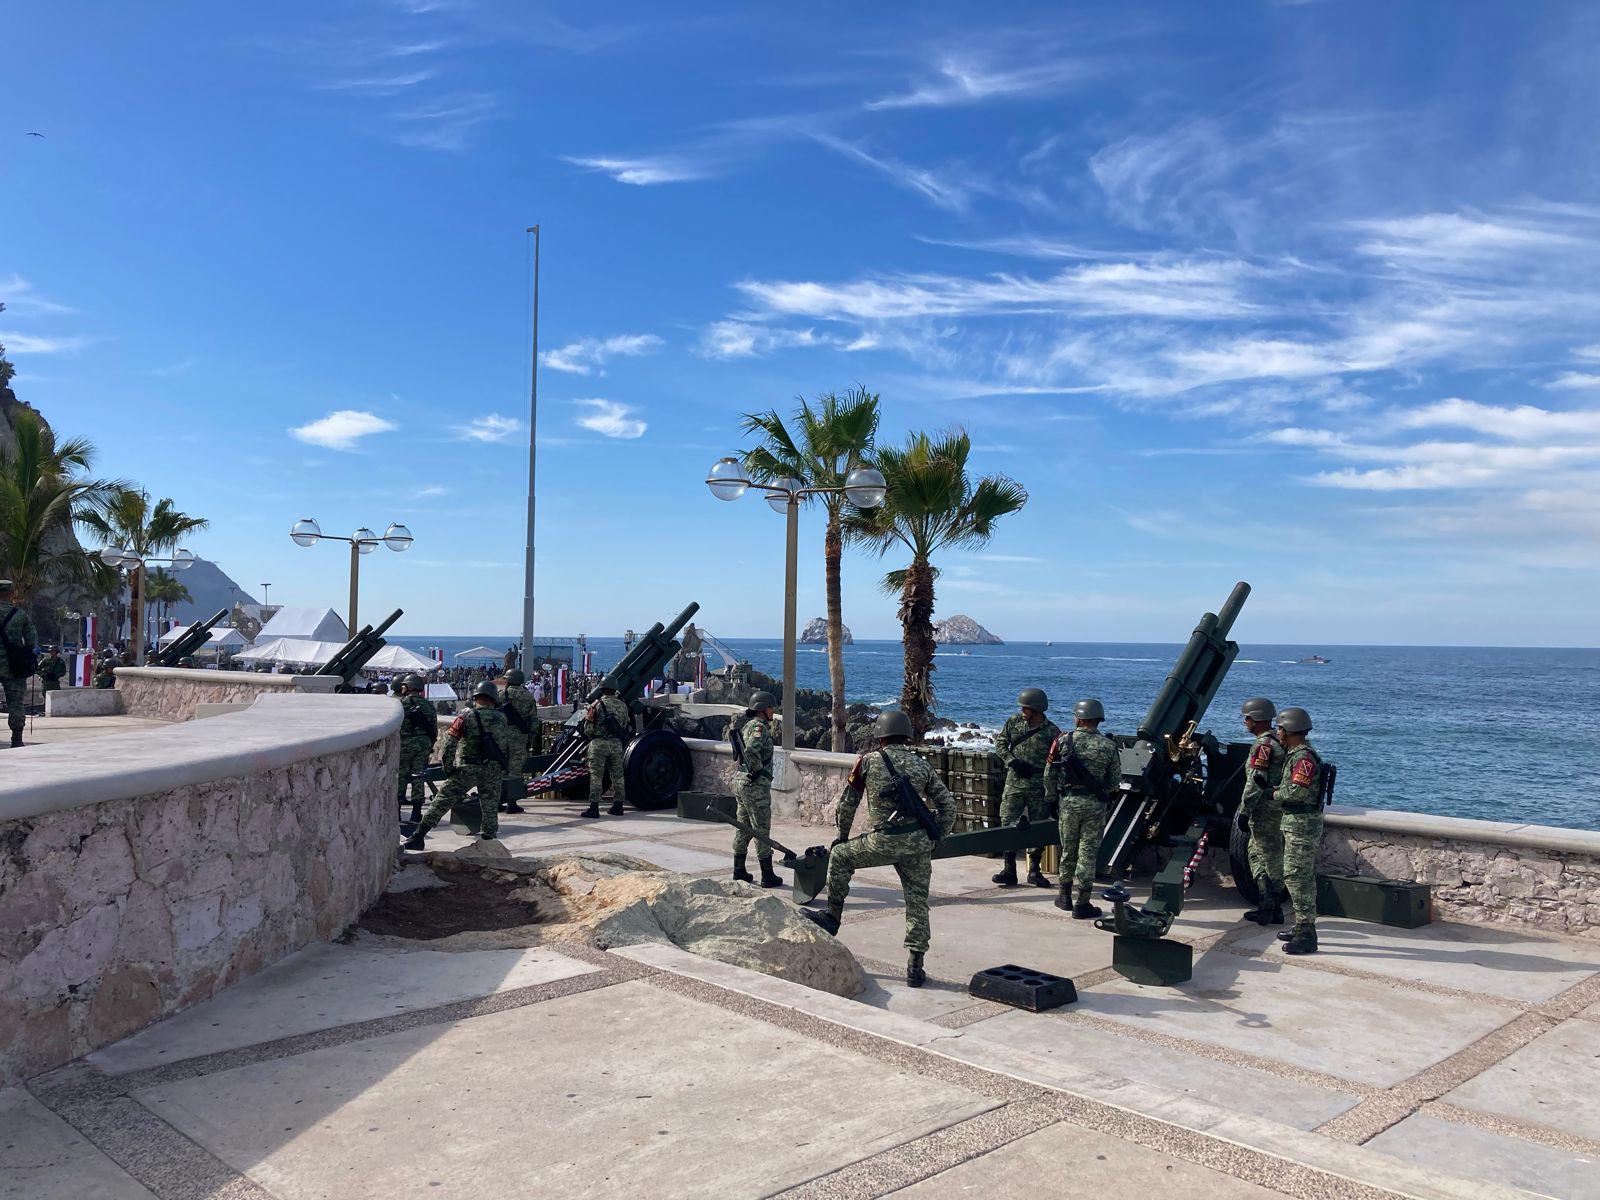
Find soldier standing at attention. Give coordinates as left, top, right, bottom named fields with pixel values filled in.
left=395, top=674, right=438, bottom=827
left=498, top=668, right=542, bottom=814
left=992, top=687, right=1061, bottom=888
left=731, top=691, right=782, bottom=887
left=0, top=580, right=39, bottom=747
left=37, top=645, right=67, bottom=693
left=1044, top=699, right=1121, bottom=918
left=401, top=681, right=508, bottom=849
left=1274, top=707, right=1325, bottom=956
left=1237, top=697, right=1288, bottom=926
left=802, top=710, right=956, bottom=988
left=581, top=680, right=631, bottom=818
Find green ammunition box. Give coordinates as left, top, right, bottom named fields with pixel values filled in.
left=1316, top=873, right=1433, bottom=928
left=909, top=745, right=950, bottom=781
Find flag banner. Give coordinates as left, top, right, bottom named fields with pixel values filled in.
left=556, top=667, right=568, bottom=705
left=74, top=654, right=92, bottom=686
left=581, top=651, right=593, bottom=674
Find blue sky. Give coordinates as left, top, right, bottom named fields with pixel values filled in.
left=4, top=1, right=1598, bottom=646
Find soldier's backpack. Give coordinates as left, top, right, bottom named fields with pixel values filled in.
left=0, top=608, right=38, bottom=680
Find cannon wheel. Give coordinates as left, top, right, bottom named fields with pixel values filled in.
left=1228, top=811, right=1260, bottom=904
left=623, top=729, right=693, bottom=810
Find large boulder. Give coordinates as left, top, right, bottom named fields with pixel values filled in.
left=801, top=618, right=851, bottom=645
left=933, top=614, right=1003, bottom=644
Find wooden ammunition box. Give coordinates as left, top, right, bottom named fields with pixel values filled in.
left=1316, top=873, right=1433, bottom=928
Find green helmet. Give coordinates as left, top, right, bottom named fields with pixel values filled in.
left=1275, top=706, right=1312, bottom=734
left=473, top=680, right=500, bottom=702
left=1241, top=697, right=1276, bottom=721
left=1074, top=698, right=1105, bottom=721
left=0, top=579, right=12, bottom=594
left=874, top=709, right=913, bottom=740
left=404, top=673, right=426, bottom=692
left=1017, top=687, right=1048, bottom=712
left=749, top=690, right=777, bottom=711
left=505, top=668, right=526, bottom=686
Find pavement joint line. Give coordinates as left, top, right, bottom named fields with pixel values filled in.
left=929, top=1001, right=1010, bottom=1029
left=1422, top=1100, right=1600, bottom=1160
left=1530, top=965, right=1600, bottom=1020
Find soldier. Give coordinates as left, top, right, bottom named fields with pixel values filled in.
left=499, top=668, right=542, bottom=814
left=1237, top=697, right=1288, bottom=926
left=731, top=691, right=782, bottom=887
left=401, top=680, right=509, bottom=849
left=992, top=687, right=1061, bottom=888
left=802, top=710, right=956, bottom=988
left=1044, top=698, right=1120, bottom=918
left=37, top=645, right=67, bottom=693
left=395, top=674, right=438, bottom=827
left=0, top=580, right=39, bottom=747
left=581, top=680, right=631, bottom=818
left=94, top=652, right=119, bottom=689
left=1274, top=707, right=1325, bottom=956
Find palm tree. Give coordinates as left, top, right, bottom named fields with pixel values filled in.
left=845, top=428, right=1027, bottom=739
left=145, top=568, right=193, bottom=637
left=78, top=490, right=208, bottom=654
left=741, top=387, right=880, bottom=751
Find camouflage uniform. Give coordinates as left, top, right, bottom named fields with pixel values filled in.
left=824, top=746, right=956, bottom=952
left=0, top=596, right=39, bottom=740
left=499, top=683, right=542, bottom=775
left=421, top=706, right=510, bottom=838
left=37, top=651, right=67, bottom=692
left=1242, top=729, right=1288, bottom=898
left=397, top=691, right=439, bottom=807
left=1278, top=743, right=1326, bottom=930
left=997, top=712, right=1061, bottom=826
left=1044, top=728, right=1120, bottom=893
left=582, top=694, right=632, bottom=807
left=732, top=714, right=775, bottom=858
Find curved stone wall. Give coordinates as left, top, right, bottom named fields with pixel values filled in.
left=114, top=666, right=339, bottom=722
left=0, top=694, right=400, bottom=1084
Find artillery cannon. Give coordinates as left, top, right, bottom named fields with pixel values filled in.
left=154, top=609, right=229, bottom=667
left=527, top=602, right=700, bottom=811
left=314, top=609, right=403, bottom=692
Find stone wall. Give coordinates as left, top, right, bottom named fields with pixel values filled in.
left=0, top=694, right=399, bottom=1084
left=115, top=666, right=338, bottom=722
left=687, top=739, right=851, bottom=825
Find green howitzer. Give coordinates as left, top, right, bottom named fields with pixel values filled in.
left=676, top=791, right=831, bottom=899
left=314, top=608, right=404, bottom=692
left=154, top=609, right=229, bottom=666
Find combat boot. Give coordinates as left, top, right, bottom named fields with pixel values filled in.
left=801, top=907, right=841, bottom=936
left=1071, top=889, right=1102, bottom=920
left=1243, top=877, right=1283, bottom=925
left=8, top=730, right=20, bottom=748
left=1054, top=881, right=1072, bottom=911
left=758, top=857, right=783, bottom=888
left=1025, top=851, right=1050, bottom=888
left=733, top=851, right=754, bottom=883
left=608, top=800, right=626, bottom=816
left=907, top=951, right=926, bottom=989
left=581, top=802, right=600, bottom=818
left=502, top=800, right=526, bottom=814
left=991, top=853, right=1018, bottom=886
left=1277, top=928, right=1295, bottom=942
left=400, top=828, right=428, bottom=851
left=1282, top=923, right=1318, bottom=955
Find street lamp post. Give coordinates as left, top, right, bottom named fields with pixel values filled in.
left=96, top=546, right=200, bottom=666
left=704, top=457, right=886, bottom=756
left=260, top=583, right=271, bottom=605
left=289, top=519, right=413, bottom=633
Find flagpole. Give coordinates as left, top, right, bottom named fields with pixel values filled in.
left=520, top=224, right=540, bottom=669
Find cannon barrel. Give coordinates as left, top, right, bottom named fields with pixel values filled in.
left=315, top=608, right=404, bottom=686
left=155, top=609, right=230, bottom=666
left=1137, top=582, right=1249, bottom=741
left=585, top=602, right=700, bottom=704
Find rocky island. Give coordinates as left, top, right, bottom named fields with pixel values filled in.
left=800, top=617, right=851, bottom=644
left=932, top=614, right=1003, bottom=645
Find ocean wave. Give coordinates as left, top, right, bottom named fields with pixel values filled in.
left=1098, top=656, right=1160, bottom=662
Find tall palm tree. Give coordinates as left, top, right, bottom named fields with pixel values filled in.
left=741, top=387, right=880, bottom=751
left=145, top=568, right=192, bottom=636
left=845, top=428, right=1027, bottom=740
left=79, top=490, right=208, bottom=652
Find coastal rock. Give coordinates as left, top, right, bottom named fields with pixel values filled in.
left=933, top=614, right=1003, bottom=645
left=801, top=618, right=852, bottom=645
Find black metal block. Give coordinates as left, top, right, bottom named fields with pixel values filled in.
left=677, top=790, right=737, bottom=823
left=969, top=964, right=1078, bottom=1012
left=1111, top=935, right=1193, bottom=986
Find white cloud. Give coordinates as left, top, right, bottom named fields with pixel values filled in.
left=455, top=413, right=525, bottom=442
left=562, top=154, right=709, bottom=185
left=0, top=331, right=90, bottom=355
left=317, top=67, right=438, bottom=94
left=417, top=485, right=450, bottom=497
left=806, top=133, right=986, bottom=212
left=866, top=53, right=1087, bottom=110
left=971, top=553, right=1044, bottom=563
left=1395, top=397, right=1600, bottom=439
left=0, top=274, right=75, bottom=316
left=541, top=333, right=663, bottom=374
left=390, top=91, right=498, bottom=151
left=698, top=321, right=829, bottom=359
left=1349, top=213, right=1585, bottom=266
left=288, top=410, right=398, bottom=451
left=574, top=399, right=646, bottom=438
left=1548, top=372, right=1600, bottom=391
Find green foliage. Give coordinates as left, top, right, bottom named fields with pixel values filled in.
left=78, top=489, right=209, bottom=558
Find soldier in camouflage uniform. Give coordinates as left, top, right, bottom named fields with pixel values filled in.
left=498, top=668, right=542, bottom=814
left=1237, top=697, right=1288, bottom=925
left=37, top=646, right=67, bottom=693
left=395, top=674, right=438, bottom=826
left=400, top=681, right=509, bottom=849
left=992, top=687, right=1061, bottom=888
left=1274, top=707, right=1325, bottom=956
left=581, top=680, right=631, bottom=818
left=731, top=691, right=782, bottom=887
left=802, top=709, right=956, bottom=988
left=1044, top=698, right=1121, bottom=918
left=0, top=580, right=39, bottom=747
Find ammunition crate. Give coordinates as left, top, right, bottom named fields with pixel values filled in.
left=949, top=770, right=1003, bottom=799
left=909, top=745, right=949, bottom=778
left=1316, top=873, right=1432, bottom=928
left=947, top=748, right=1001, bottom=774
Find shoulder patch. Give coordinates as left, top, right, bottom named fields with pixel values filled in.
left=1289, top=756, right=1318, bottom=788
left=1249, top=742, right=1273, bottom=770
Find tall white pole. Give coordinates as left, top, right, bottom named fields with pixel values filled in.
left=781, top=495, right=799, bottom=755
left=520, top=226, right=540, bottom=667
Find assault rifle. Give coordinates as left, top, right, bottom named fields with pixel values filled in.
left=879, top=750, right=943, bottom=846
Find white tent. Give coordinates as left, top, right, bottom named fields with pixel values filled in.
left=453, top=645, right=503, bottom=662
left=256, top=606, right=349, bottom=643
left=158, top=625, right=248, bottom=649
left=233, top=637, right=339, bottom=667
left=362, top=645, right=438, bottom=673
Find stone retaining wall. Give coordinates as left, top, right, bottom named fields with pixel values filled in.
left=114, top=666, right=338, bottom=722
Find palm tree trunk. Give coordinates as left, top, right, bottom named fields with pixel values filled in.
left=897, top=555, right=937, bottom=741
left=824, top=513, right=849, bottom=751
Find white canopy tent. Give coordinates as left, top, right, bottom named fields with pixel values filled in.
left=256, top=606, right=349, bottom=643
left=453, top=645, right=503, bottom=662
left=362, top=645, right=438, bottom=673
left=233, top=637, right=437, bottom=674
left=157, top=625, right=248, bottom=650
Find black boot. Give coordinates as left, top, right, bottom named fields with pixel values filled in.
left=8, top=729, right=20, bottom=748
left=802, top=908, right=841, bottom=936
left=581, top=802, right=600, bottom=818
left=758, top=857, right=783, bottom=888
left=1277, top=928, right=1295, bottom=942
left=1025, top=852, right=1050, bottom=888
left=1243, top=876, right=1283, bottom=925
left=991, top=853, right=1018, bottom=886
left=733, top=852, right=754, bottom=883
left=502, top=800, right=526, bottom=814
left=1054, top=882, right=1072, bottom=911
left=1072, top=889, right=1102, bottom=920
left=1282, top=923, right=1318, bottom=955
left=608, top=799, right=626, bottom=816
left=400, top=827, right=428, bottom=851
left=907, top=951, right=926, bottom=988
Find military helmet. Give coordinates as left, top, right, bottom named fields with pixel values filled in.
left=1074, top=698, right=1106, bottom=721
left=1017, top=686, right=1048, bottom=712
left=749, top=690, right=777, bottom=711
left=0, top=578, right=12, bottom=594
left=1275, top=706, right=1312, bottom=734
left=473, top=680, right=500, bottom=701
left=505, top=668, right=525, bottom=686
left=1241, top=697, right=1276, bottom=721
left=874, top=709, right=913, bottom=740
left=404, top=673, right=426, bottom=691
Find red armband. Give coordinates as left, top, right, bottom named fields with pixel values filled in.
left=447, top=714, right=468, bottom=739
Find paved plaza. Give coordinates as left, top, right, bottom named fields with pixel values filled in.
left=8, top=802, right=1599, bottom=1199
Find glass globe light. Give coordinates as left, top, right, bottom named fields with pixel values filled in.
left=100, top=545, right=133, bottom=567
left=170, top=548, right=197, bottom=571
left=765, top=476, right=802, bottom=513
left=844, top=465, right=887, bottom=509
left=383, top=522, right=413, bottom=552
left=353, top=527, right=378, bottom=554
left=290, top=518, right=321, bottom=548
left=706, top=457, right=749, bottom=502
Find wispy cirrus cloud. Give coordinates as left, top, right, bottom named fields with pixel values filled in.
left=805, top=133, right=987, bottom=213
left=0, top=274, right=76, bottom=316
left=455, top=413, right=524, bottom=442
left=866, top=53, right=1089, bottom=110
left=289, top=410, right=398, bottom=451
left=542, top=333, right=664, bottom=374
left=696, top=320, right=878, bottom=359
left=574, top=399, right=647, bottom=439
left=561, top=153, right=711, bottom=185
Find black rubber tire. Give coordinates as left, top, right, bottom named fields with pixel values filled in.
left=623, top=729, right=693, bottom=810
left=1228, top=811, right=1261, bottom=904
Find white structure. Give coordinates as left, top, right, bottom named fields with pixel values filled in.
left=256, top=606, right=350, bottom=643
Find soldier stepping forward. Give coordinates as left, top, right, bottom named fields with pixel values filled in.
left=731, top=691, right=782, bottom=888
left=1044, top=699, right=1120, bottom=918
left=400, top=681, right=509, bottom=849
left=498, top=668, right=542, bottom=814
left=395, top=674, right=438, bottom=830
left=1237, top=697, right=1288, bottom=926
left=1273, top=707, right=1325, bottom=956
left=0, top=579, right=39, bottom=748
left=581, top=680, right=631, bottom=818
left=801, top=710, right=956, bottom=988
left=993, top=687, right=1061, bottom=887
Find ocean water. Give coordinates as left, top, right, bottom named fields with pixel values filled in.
left=391, top=635, right=1600, bottom=832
